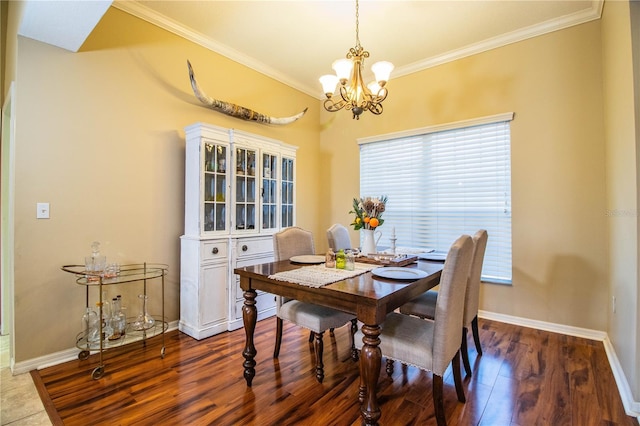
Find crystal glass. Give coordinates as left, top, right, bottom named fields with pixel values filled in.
left=345, top=251, right=355, bottom=271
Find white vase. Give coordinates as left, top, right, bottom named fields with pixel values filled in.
left=361, top=229, right=382, bottom=256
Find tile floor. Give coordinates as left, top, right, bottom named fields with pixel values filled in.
left=0, top=334, right=51, bottom=425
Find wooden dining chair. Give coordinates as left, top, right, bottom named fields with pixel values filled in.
left=355, top=234, right=473, bottom=426
left=326, top=223, right=352, bottom=251
left=399, top=229, right=488, bottom=377
left=273, top=226, right=358, bottom=383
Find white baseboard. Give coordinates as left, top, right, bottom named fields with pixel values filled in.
left=479, top=310, right=640, bottom=420
left=11, top=320, right=180, bottom=375
left=478, top=310, right=608, bottom=340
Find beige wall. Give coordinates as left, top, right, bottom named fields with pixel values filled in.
left=602, top=0, right=639, bottom=400
left=10, top=7, right=319, bottom=362
left=321, top=20, right=609, bottom=331
left=1, top=1, right=7, bottom=106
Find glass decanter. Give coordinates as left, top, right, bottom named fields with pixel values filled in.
left=132, top=294, right=155, bottom=331
left=82, top=306, right=100, bottom=344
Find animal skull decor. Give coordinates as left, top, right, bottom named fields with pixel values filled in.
left=187, top=60, right=307, bottom=125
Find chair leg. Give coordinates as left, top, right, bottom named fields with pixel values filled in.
left=386, top=359, right=394, bottom=376
left=433, top=374, right=446, bottom=426
left=313, top=331, right=325, bottom=383
left=350, top=319, right=359, bottom=361
left=461, top=326, right=472, bottom=377
left=274, top=317, right=283, bottom=358
left=452, top=349, right=466, bottom=403
left=330, top=327, right=335, bottom=336
left=471, top=315, right=482, bottom=355
left=308, top=330, right=314, bottom=342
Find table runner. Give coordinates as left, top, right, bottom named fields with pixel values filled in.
left=268, top=263, right=377, bottom=288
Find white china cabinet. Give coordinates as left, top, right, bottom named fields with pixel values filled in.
left=180, top=123, right=297, bottom=339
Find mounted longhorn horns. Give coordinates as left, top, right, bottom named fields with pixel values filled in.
left=187, top=60, right=307, bottom=125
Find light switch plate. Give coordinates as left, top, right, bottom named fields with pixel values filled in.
left=36, top=202, right=50, bottom=219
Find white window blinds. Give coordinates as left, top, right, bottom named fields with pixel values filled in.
left=360, top=114, right=513, bottom=283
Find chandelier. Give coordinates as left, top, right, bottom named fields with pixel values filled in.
left=319, top=0, right=394, bottom=120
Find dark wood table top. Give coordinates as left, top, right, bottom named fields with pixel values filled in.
left=235, top=259, right=444, bottom=324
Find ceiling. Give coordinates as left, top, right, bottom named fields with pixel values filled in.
left=19, top=1, right=603, bottom=100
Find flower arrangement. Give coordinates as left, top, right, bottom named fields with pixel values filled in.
left=349, top=196, right=388, bottom=230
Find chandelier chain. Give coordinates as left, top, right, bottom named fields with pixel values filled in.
left=355, top=0, right=360, bottom=49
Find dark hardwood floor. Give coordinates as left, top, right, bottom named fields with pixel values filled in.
left=32, top=318, right=638, bottom=425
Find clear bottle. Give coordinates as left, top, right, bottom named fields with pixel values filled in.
left=109, top=296, right=127, bottom=340
left=96, top=302, right=113, bottom=342
left=82, top=306, right=100, bottom=344
left=325, top=248, right=336, bottom=268
left=101, top=290, right=111, bottom=325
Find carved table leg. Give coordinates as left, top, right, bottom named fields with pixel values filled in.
left=242, top=288, right=257, bottom=386
left=360, top=324, right=382, bottom=425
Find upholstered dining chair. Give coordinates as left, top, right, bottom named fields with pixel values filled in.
left=355, top=234, right=474, bottom=426
left=399, top=229, right=488, bottom=377
left=326, top=223, right=352, bottom=251
left=273, top=226, right=358, bottom=383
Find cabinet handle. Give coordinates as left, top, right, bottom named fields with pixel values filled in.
left=242, top=245, right=248, bottom=252
left=212, top=247, right=219, bottom=254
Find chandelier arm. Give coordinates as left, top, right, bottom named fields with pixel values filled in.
left=323, top=97, right=348, bottom=113
left=368, top=103, right=384, bottom=115
left=338, top=85, right=355, bottom=106
left=371, top=88, right=388, bottom=103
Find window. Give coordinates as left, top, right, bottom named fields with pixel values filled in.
left=359, top=113, right=513, bottom=283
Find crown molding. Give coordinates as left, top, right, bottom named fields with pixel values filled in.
left=113, top=0, right=603, bottom=101
left=112, top=1, right=314, bottom=98
left=394, top=0, right=603, bottom=79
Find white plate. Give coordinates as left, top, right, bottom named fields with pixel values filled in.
left=417, top=252, right=447, bottom=261
left=289, top=255, right=326, bottom=264
left=371, top=267, right=428, bottom=280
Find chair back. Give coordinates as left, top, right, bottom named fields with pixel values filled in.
left=432, top=234, right=474, bottom=375
left=326, top=223, right=351, bottom=251
left=463, top=229, right=488, bottom=326
left=273, top=226, right=315, bottom=261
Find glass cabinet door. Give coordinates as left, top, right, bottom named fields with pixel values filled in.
left=203, top=143, right=227, bottom=232
left=262, top=153, right=278, bottom=230
left=281, top=157, right=294, bottom=228
left=235, top=147, right=256, bottom=230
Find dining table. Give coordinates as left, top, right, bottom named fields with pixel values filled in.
left=234, top=258, right=444, bottom=425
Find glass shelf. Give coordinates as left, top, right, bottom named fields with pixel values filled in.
left=75, top=318, right=168, bottom=352
left=62, top=263, right=168, bottom=286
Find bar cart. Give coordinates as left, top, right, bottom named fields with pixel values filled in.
left=61, top=263, right=168, bottom=379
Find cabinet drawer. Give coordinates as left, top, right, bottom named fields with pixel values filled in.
left=202, top=241, right=228, bottom=261
left=235, top=238, right=273, bottom=257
